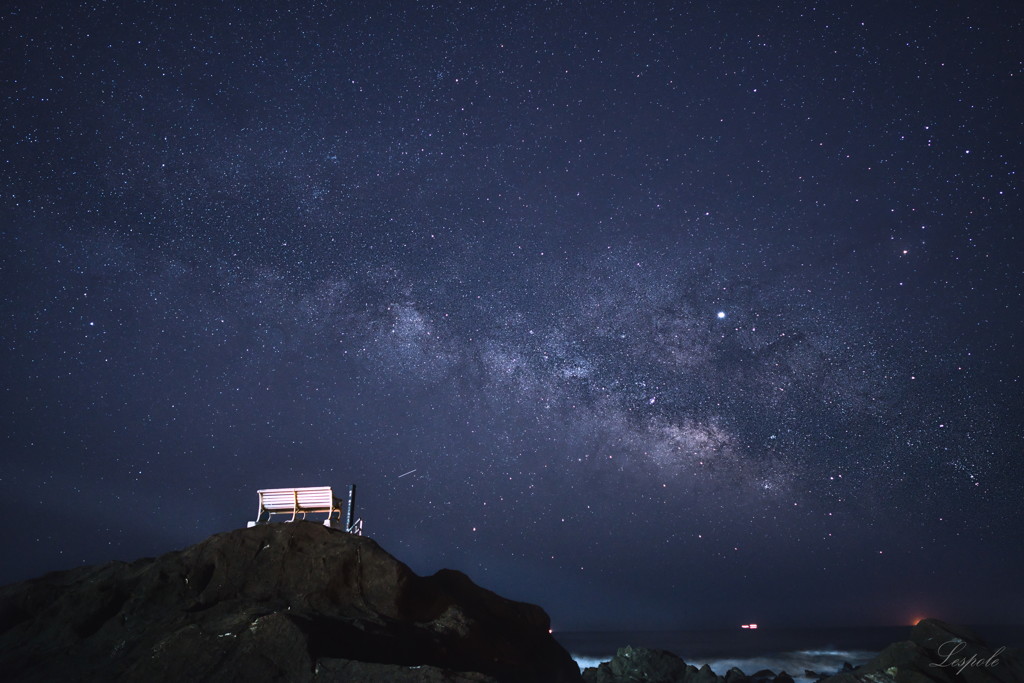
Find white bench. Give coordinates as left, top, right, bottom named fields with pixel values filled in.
left=246, top=486, right=362, bottom=534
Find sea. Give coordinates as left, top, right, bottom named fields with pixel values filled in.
left=555, top=625, right=1024, bottom=682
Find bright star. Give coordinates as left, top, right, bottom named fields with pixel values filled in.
left=717, top=311, right=726, bottom=319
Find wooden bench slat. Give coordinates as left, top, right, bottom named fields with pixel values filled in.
left=260, top=493, right=335, bottom=506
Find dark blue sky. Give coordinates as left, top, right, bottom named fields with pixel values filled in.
left=3, top=2, right=1022, bottom=630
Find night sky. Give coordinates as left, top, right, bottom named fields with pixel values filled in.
left=3, top=2, right=1023, bottom=631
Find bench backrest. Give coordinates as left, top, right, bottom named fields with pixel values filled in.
left=258, top=486, right=337, bottom=511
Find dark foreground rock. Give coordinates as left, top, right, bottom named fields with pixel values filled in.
left=824, top=618, right=1024, bottom=683
left=581, top=645, right=792, bottom=683
left=0, top=522, right=581, bottom=682
left=582, top=619, right=1023, bottom=683
left=581, top=645, right=689, bottom=683
left=581, top=645, right=795, bottom=683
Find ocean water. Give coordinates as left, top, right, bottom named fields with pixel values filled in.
left=555, top=625, right=1024, bottom=682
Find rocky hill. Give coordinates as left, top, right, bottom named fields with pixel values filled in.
left=0, top=522, right=582, bottom=682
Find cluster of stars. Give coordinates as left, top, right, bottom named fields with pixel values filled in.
left=2, top=0, right=1021, bottom=629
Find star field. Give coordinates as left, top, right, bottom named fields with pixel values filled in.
left=2, top=2, right=1022, bottom=629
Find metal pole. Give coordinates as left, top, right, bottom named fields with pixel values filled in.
left=346, top=484, right=356, bottom=532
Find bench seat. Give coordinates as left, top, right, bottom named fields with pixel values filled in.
left=246, top=485, right=362, bottom=534
left=253, top=486, right=342, bottom=522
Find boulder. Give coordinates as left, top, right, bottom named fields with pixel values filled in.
left=725, top=666, right=750, bottom=683
left=581, top=645, right=695, bottom=683
left=690, top=663, right=725, bottom=683
left=0, top=521, right=581, bottom=682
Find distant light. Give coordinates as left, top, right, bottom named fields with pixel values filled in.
left=741, top=623, right=758, bottom=629
left=717, top=311, right=726, bottom=319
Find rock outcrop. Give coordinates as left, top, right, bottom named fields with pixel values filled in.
left=825, top=618, right=1023, bottom=683
left=0, top=521, right=582, bottom=682
left=581, top=645, right=690, bottom=683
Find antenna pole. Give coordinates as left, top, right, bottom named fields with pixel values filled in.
left=346, top=484, right=357, bottom=532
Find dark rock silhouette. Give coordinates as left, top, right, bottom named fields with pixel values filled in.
left=724, top=666, right=750, bottom=683
left=825, top=618, right=1024, bottom=683
left=580, top=646, right=793, bottom=683
left=581, top=645, right=690, bottom=682
left=0, top=522, right=581, bottom=682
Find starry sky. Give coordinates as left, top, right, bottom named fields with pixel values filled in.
left=3, top=2, right=1022, bottom=631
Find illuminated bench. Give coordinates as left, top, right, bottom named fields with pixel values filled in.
left=246, top=485, right=362, bottom=534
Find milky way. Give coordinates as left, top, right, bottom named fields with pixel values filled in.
left=3, top=1, right=1022, bottom=629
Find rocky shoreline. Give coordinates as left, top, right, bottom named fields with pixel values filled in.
left=1, top=523, right=1020, bottom=682
left=581, top=619, right=1023, bottom=683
